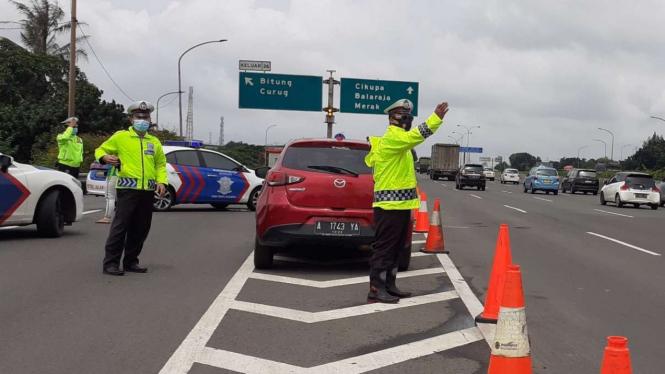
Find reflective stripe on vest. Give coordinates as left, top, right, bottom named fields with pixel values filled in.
left=373, top=188, right=418, bottom=202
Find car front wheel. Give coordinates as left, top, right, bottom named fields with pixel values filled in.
left=246, top=188, right=261, bottom=211
left=600, top=192, right=607, bottom=205
left=35, top=189, right=65, bottom=238
left=153, top=187, right=175, bottom=212
left=651, top=204, right=659, bottom=210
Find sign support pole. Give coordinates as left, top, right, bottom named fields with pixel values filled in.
left=323, top=70, right=339, bottom=139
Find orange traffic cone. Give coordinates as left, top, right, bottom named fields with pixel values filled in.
left=421, top=198, right=448, bottom=254
left=488, top=264, right=533, bottom=374
left=476, top=224, right=513, bottom=324
left=600, top=337, right=633, bottom=374
left=413, top=192, right=430, bottom=233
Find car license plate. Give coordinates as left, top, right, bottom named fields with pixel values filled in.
left=470, top=175, right=479, bottom=179
left=585, top=180, right=593, bottom=183
left=543, top=180, right=551, bottom=184
left=315, top=221, right=361, bottom=236
left=635, top=193, right=648, bottom=199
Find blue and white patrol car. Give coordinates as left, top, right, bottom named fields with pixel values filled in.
left=0, top=153, right=84, bottom=237
left=153, top=141, right=264, bottom=212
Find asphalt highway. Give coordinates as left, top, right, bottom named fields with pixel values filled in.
left=1, top=177, right=663, bottom=373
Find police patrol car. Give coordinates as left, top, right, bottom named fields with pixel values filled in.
left=153, top=141, right=264, bottom=212
left=0, top=153, right=83, bottom=237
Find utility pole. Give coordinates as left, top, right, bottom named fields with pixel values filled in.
left=67, top=0, right=77, bottom=117
left=322, top=70, right=339, bottom=138
left=219, top=117, right=225, bottom=146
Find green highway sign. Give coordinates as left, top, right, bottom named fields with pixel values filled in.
left=339, top=78, right=419, bottom=116
left=239, top=72, right=322, bottom=112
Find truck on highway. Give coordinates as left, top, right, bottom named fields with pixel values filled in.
left=417, top=157, right=431, bottom=174
left=430, top=143, right=460, bottom=181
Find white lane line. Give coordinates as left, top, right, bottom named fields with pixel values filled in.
left=249, top=267, right=445, bottom=288
left=470, top=194, right=482, bottom=199
left=451, top=188, right=460, bottom=192
left=587, top=232, right=661, bottom=256
left=412, top=240, right=426, bottom=244
left=159, top=253, right=255, bottom=374
left=533, top=197, right=553, bottom=202
left=441, top=183, right=447, bottom=187
left=82, top=209, right=103, bottom=215
left=230, top=291, right=459, bottom=323
left=594, top=209, right=634, bottom=218
left=503, top=205, right=527, bottom=213
left=501, top=191, right=513, bottom=194
left=195, top=327, right=484, bottom=374
left=411, top=252, right=433, bottom=258
left=436, top=254, right=495, bottom=345
left=445, top=226, right=470, bottom=229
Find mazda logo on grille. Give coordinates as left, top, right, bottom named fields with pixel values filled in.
left=334, top=179, right=346, bottom=188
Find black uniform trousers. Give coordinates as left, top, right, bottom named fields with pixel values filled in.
left=369, top=208, right=411, bottom=270
left=56, top=163, right=79, bottom=179
left=103, top=189, right=154, bottom=269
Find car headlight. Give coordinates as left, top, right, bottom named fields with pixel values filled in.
left=71, top=177, right=82, bottom=188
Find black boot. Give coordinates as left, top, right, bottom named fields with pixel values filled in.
left=386, top=267, right=412, bottom=298
left=367, top=268, right=399, bottom=304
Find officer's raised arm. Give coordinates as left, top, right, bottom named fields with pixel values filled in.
left=379, top=100, right=449, bottom=154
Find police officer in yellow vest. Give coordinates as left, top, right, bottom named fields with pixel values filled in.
left=365, top=99, right=449, bottom=303
left=56, top=117, right=84, bottom=178
left=95, top=101, right=168, bottom=276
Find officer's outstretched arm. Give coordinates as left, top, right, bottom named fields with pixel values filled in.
left=56, top=127, right=75, bottom=144
left=154, top=143, right=168, bottom=185
left=95, top=135, right=118, bottom=164
left=381, top=113, right=443, bottom=154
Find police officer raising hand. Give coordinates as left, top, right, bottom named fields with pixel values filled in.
left=364, top=99, right=449, bottom=304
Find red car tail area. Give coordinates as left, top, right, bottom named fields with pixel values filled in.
left=256, top=139, right=377, bottom=248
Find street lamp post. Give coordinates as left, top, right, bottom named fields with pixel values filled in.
left=650, top=116, right=665, bottom=123
left=593, top=139, right=607, bottom=160
left=156, top=91, right=182, bottom=130
left=577, top=146, right=588, bottom=169
left=447, top=136, right=458, bottom=145
left=620, top=144, right=632, bottom=161
left=178, top=39, right=228, bottom=137
left=598, top=127, right=614, bottom=161
left=457, top=125, right=480, bottom=164
left=265, top=125, right=277, bottom=166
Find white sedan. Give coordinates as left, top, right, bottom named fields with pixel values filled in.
left=500, top=168, right=520, bottom=184
left=600, top=172, right=660, bottom=210
left=0, top=153, right=83, bottom=237
left=153, top=142, right=265, bottom=212
left=483, top=168, right=496, bottom=181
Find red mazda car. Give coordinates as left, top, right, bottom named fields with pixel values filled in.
left=254, top=138, right=413, bottom=270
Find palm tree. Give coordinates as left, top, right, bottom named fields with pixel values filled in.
left=5, top=0, right=87, bottom=60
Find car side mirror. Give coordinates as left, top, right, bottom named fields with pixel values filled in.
left=0, top=155, right=13, bottom=173
left=255, top=167, right=270, bottom=179
left=603, top=181, right=608, bottom=185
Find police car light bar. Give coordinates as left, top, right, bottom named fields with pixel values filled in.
left=163, top=140, right=203, bottom=147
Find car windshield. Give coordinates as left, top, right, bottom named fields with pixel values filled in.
left=506, top=169, right=518, bottom=174
left=536, top=169, right=558, bottom=177
left=625, top=176, right=655, bottom=189
left=579, top=171, right=597, bottom=178
left=282, top=145, right=372, bottom=175
left=463, top=166, right=483, bottom=173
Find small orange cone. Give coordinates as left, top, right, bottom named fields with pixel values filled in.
left=600, top=337, right=633, bottom=374
left=421, top=198, right=448, bottom=254
left=413, top=192, right=430, bottom=233
left=476, top=224, right=513, bottom=324
left=487, top=264, right=533, bottom=374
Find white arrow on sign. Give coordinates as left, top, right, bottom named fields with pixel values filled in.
left=407, top=86, right=414, bottom=95
left=245, top=77, right=254, bottom=86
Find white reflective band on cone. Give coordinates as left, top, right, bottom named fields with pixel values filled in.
left=419, top=200, right=428, bottom=212
left=430, top=209, right=441, bottom=226
left=491, top=306, right=530, bottom=358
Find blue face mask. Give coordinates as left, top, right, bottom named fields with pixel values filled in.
left=133, top=119, right=150, bottom=132
left=71, top=128, right=78, bottom=135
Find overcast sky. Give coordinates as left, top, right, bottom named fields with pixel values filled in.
left=2, top=0, right=665, bottom=163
